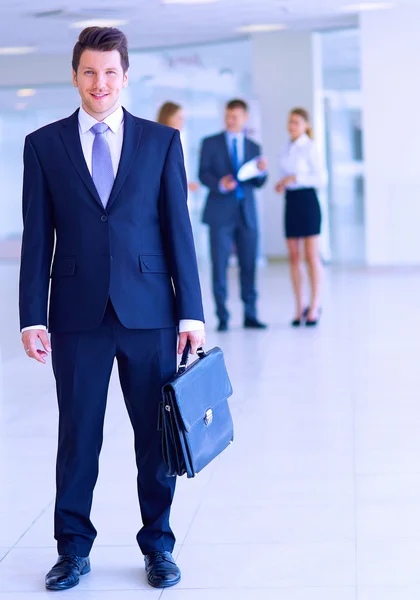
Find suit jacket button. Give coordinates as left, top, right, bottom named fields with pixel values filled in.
left=101, top=215, right=108, bottom=222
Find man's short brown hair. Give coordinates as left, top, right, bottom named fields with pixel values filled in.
left=226, top=99, right=248, bottom=112
left=72, top=27, right=129, bottom=73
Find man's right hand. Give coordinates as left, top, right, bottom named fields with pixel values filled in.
left=21, top=329, right=51, bottom=364
left=220, top=174, right=238, bottom=192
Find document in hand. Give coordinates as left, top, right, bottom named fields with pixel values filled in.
left=237, top=157, right=262, bottom=182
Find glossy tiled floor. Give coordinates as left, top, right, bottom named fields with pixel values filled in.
left=1, top=260, right=420, bottom=599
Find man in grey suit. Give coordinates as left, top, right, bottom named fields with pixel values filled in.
left=199, top=99, right=268, bottom=331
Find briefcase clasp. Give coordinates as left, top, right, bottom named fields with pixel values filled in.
left=204, top=409, right=213, bottom=426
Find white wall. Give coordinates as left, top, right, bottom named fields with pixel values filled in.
left=0, top=54, right=80, bottom=240
left=361, top=7, right=420, bottom=265
left=0, top=55, right=70, bottom=87
left=250, top=31, right=323, bottom=258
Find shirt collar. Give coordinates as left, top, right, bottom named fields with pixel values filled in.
left=292, top=133, right=310, bottom=147
left=226, top=130, right=245, bottom=143
left=78, top=105, right=124, bottom=134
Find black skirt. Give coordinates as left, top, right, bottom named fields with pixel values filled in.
left=285, top=187, right=321, bottom=239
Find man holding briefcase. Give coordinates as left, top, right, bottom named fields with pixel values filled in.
left=19, top=27, right=205, bottom=591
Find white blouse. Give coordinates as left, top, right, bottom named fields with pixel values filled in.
left=278, top=133, right=327, bottom=191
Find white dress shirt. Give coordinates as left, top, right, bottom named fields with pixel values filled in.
left=278, top=133, right=327, bottom=190
left=22, top=105, right=204, bottom=334
left=78, top=104, right=124, bottom=177
left=180, top=129, right=191, bottom=182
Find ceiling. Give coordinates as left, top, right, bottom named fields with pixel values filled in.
left=0, top=0, right=406, bottom=55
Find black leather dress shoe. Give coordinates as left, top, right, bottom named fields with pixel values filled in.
left=144, top=551, right=181, bottom=588
left=217, top=321, right=228, bottom=332
left=45, top=555, right=90, bottom=591
left=244, top=317, right=267, bottom=329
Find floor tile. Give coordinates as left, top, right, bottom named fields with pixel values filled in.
left=176, top=542, right=356, bottom=588
left=185, top=504, right=354, bottom=545
left=0, top=548, right=10, bottom=562
left=200, top=475, right=354, bottom=508
left=161, top=589, right=356, bottom=600
left=357, top=474, right=420, bottom=505
left=358, top=586, right=420, bottom=600
left=0, top=592, right=160, bottom=599
left=357, top=539, right=420, bottom=586
left=357, top=502, right=420, bottom=540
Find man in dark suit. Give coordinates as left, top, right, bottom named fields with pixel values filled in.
left=19, top=27, right=205, bottom=591
left=199, top=99, right=268, bottom=331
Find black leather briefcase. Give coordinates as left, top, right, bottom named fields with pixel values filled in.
left=160, top=342, right=234, bottom=478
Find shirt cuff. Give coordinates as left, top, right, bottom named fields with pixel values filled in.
left=179, top=319, right=205, bottom=333
left=21, top=325, right=47, bottom=333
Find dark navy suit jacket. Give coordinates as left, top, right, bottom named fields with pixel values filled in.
left=19, top=108, right=204, bottom=333
left=199, top=132, right=267, bottom=229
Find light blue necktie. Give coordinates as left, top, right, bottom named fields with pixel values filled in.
left=231, top=137, right=244, bottom=200
left=91, top=122, right=114, bottom=207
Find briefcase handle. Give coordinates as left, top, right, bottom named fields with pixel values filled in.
left=178, top=341, right=205, bottom=374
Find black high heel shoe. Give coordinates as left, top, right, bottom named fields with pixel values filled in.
left=291, top=307, right=309, bottom=327
left=305, top=307, right=322, bottom=327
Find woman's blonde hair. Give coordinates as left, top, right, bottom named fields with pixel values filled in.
left=290, top=107, right=313, bottom=139
left=156, top=101, right=182, bottom=126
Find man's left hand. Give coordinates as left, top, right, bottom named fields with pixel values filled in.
left=178, top=329, right=206, bottom=355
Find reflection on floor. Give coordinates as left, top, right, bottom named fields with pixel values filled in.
left=1, top=261, right=420, bottom=600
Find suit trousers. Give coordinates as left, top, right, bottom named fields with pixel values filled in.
left=209, top=209, right=258, bottom=323
left=51, top=301, right=177, bottom=557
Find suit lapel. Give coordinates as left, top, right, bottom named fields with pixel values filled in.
left=60, top=109, right=102, bottom=208
left=106, top=109, right=143, bottom=210
left=244, top=137, right=253, bottom=164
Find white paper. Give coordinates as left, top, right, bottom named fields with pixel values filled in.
left=237, top=157, right=262, bottom=182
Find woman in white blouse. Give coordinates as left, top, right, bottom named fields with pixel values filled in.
left=275, top=108, right=327, bottom=327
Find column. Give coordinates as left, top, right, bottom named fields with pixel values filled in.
left=250, top=31, right=327, bottom=259
left=361, top=6, right=420, bottom=265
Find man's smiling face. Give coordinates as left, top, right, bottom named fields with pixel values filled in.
left=72, top=48, right=128, bottom=121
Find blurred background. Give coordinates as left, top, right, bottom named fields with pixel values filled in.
left=1, top=0, right=415, bottom=268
